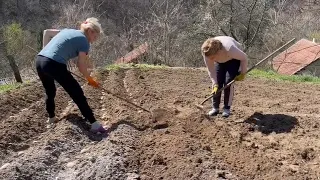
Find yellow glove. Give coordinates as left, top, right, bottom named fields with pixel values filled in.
left=235, top=73, right=246, bottom=81
left=211, top=85, right=218, bottom=94
left=87, top=76, right=100, bottom=88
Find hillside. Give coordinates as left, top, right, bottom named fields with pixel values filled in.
left=0, top=67, right=320, bottom=179
left=1, top=0, right=320, bottom=80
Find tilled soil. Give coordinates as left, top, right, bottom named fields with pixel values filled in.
left=0, top=67, right=320, bottom=180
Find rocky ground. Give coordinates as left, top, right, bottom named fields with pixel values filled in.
left=0, top=67, right=320, bottom=180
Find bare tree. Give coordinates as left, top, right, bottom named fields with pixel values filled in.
left=1, top=0, right=320, bottom=75
left=263, top=0, right=320, bottom=51
left=127, top=0, right=199, bottom=66
left=201, top=0, right=272, bottom=52
left=1, top=23, right=25, bottom=83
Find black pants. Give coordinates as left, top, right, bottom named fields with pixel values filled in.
left=36, top=55, right=96, bottom=123
left=213, top=59, right=240, bottom=110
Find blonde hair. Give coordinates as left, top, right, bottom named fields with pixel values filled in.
left=80, top=17, right=103, bottom=34
left=201, top=38, right=223, bottom=57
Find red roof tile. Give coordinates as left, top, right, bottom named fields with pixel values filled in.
left=115, top=42, right=148, bottom=64
left=272, top=39, right=320, bottom=75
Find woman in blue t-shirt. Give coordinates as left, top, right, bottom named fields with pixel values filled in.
left=36, top=17, right=106, bottom=134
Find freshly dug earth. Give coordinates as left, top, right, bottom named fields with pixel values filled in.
left=0, top=67, right=320, bottom=180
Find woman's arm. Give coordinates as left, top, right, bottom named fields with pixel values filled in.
left=203, top=56, right=217, bottom=87
left=229, top=45, right=248, bottom=74
left=77, top=52, right=91, bottom=78
left=77, top=52, right=99, bottom=87
left=42, top=29, right=60, bottom=48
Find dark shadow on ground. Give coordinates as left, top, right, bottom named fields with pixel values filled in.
left=64, top=114, right=149, bottom=141
left=244, top=112, right=299, bottom=135
left=64, top=114, right=106, bottom=141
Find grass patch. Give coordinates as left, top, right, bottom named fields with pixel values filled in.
left=106, top=63, right=168, bottom=71
left=0, top=83, right=22, bottom=93
left=248, top=69, right=320, bottom=84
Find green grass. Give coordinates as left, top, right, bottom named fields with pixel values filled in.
left=106, top=64, right=320, bottom=84
left=0, top=83, right=22, bottom=93
left=248, top=69, right=320, bottom=84
left=106, top=63, right=168, bottom=71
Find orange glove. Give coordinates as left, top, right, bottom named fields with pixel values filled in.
left=87, top=76, right=100, bottom=88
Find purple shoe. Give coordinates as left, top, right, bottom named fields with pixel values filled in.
left=90, top=121, right=107, bottom=134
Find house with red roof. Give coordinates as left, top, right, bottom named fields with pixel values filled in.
left=114, top=42, right=148, bottom=64
left=272, top=39, right=320, bottom=76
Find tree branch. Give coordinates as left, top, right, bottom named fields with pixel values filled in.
left=245, top=0, right=259, bottom=47
left=247, top=1, right=268, bottom=51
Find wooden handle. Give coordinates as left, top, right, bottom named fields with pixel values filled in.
left=69, top=71, right=151, bottom=113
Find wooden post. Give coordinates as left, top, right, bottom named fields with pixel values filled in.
left=7, top=55, right=23, bottom=83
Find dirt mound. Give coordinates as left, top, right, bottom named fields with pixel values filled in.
left=1, top=67, right=320, bottom=179
left=0, top=82, right=44, bottom=120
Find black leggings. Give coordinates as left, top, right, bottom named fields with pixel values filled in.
left=36, top=55, right=96, bottom=123
left=212, top=59, right=240, bottom=109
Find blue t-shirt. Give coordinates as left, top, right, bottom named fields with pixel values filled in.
left=38, top=29, right=90, bottom=64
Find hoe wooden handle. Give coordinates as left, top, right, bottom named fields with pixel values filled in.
left=70, top=71, right=151, bottom=113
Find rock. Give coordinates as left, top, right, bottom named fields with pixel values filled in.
left=81, top=148, right=90, bottom=154
left=203, top=145, right=212, bottom=152
left=66, top=161, right=78, bottom=168
left=60, top=158, right=70, bottom=163
left=244, top=142, right=259, bottom=149
left=229, top=130, right=240, bottom=138
left=89, top=156, right=96, bottom=163
left=0, top=163, right=11, bottom=170
left=288, top=165, right=299, bottom=172
left=21, top=108, right=28, bottom=112
left=126, top=173, right=140, bottom=180
left=244, top=142, right=252, bottom=147
left=225, top=172, right=235, bottom=179
left=17, top=151, right=24, bottom=156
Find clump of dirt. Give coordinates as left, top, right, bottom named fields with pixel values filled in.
left=1, top=67, right=320, bottom=179
left=298, top=148, right=315, bottom=161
